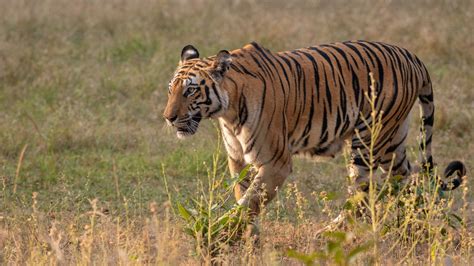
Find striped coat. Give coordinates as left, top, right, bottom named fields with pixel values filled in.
left=164, top=41, right=466, bottom=213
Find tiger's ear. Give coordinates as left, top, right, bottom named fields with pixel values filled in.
left=211, top=50, right=232, bottom=81
left=181, top=45, right=199, bottom=63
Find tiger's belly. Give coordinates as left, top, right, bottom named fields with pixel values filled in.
left=292, top=138, right=347, bottom=160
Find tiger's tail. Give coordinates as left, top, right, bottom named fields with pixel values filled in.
left=418, top=76, right=467, bottom=191
left=440, top=161, right=467, bottom=191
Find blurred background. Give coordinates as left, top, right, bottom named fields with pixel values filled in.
left=0, top=0, right=472, bottom=263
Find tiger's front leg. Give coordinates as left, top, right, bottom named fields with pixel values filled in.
left=227, top=157, right=249, bottom=201
left=220, top=121, right=251, bottom=202
left=237, top=161, right=292, bottom=215
left=220, top=115, right=292, bottom=215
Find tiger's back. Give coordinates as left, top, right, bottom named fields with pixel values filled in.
left=281, top=41, right=429, bottom=158
left=224, top=41, right=428, bottom=167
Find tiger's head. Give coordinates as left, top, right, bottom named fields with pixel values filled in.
left=163, top=45, right=232, bottom=139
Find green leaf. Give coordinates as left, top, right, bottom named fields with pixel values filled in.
left=210, top=203, right=219, bottom=211
left=218, top=215, right=230, bottom=226
left=193, top=218, right=205, bottom=233
left=183, top=227, right=196, bottom=238
left=348, top=242, right=372, bottom=261
left=287, top=249, right=321, bottom=266
left=326, top=240, right=340, bottom=253
left=323, top=231, right=347, bottom=242
left=343, top=200, right=355, bottom=210
left=325, top=192, right=338, bottom=201
left=190, top=198, right=208, bottom=215
left=333, top=248, right=345, bottom=265
left=237, top=165, right=252, bottom=182
left=177, top=202, right=193, bottom=221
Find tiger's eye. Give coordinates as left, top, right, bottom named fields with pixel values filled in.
left=183, top=87, right=198, bottom=97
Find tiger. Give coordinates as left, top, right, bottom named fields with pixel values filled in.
left=163, top=41, right=466, bottom=215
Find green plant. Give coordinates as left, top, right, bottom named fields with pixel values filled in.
left=167, top=130, right=253, bottom=261
left=287, top=231, right=372, bottom=266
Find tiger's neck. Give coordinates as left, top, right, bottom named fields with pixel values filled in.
left=217, top=67, right=246, bottom=127
left=215, top=46, right=264, bottom=132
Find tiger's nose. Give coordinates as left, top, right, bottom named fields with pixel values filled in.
left=164, top=115, right=178, bottom=126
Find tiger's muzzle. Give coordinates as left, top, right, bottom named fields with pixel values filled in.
left=167, top=114, right=202, bottom=139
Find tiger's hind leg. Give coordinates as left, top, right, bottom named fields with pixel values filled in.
left=347, top=129, right=385, bottom=194
left=348, top=113, right=414, bottom=192
left=379, top=119, right=412, bottom=179
left=316, top=124, right=392, bottom=236
left=317, top=119, right=413, bottom=237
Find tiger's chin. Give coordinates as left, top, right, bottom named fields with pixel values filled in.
left=175, top=123, right=200, bottom=139
left=176, top=129, right=196, bottom=139
left=174, top=115, right=202, bottom=139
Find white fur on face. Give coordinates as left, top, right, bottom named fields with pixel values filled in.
left=183, top=78, right=190, bottom=87
left=218, top=85, right=229, bottom=111
left=177, top=131, right=191, bottom=139
left=182, top=77, right=199, bottom=88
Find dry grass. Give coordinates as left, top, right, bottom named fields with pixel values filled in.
left=0, top=0, right=472, bottom=264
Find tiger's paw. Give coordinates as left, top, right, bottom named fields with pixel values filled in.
left=243, top=221, right=260, bottom=245
left=314, top=211, right=347, bottom=237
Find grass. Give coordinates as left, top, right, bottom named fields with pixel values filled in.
left=0, top=0, right=472, bottom=264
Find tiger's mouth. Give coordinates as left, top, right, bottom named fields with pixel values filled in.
left=176, top=115, right=202, bottom=139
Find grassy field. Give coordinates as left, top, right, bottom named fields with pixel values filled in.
left=1, top=0, right=473, bottom=264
